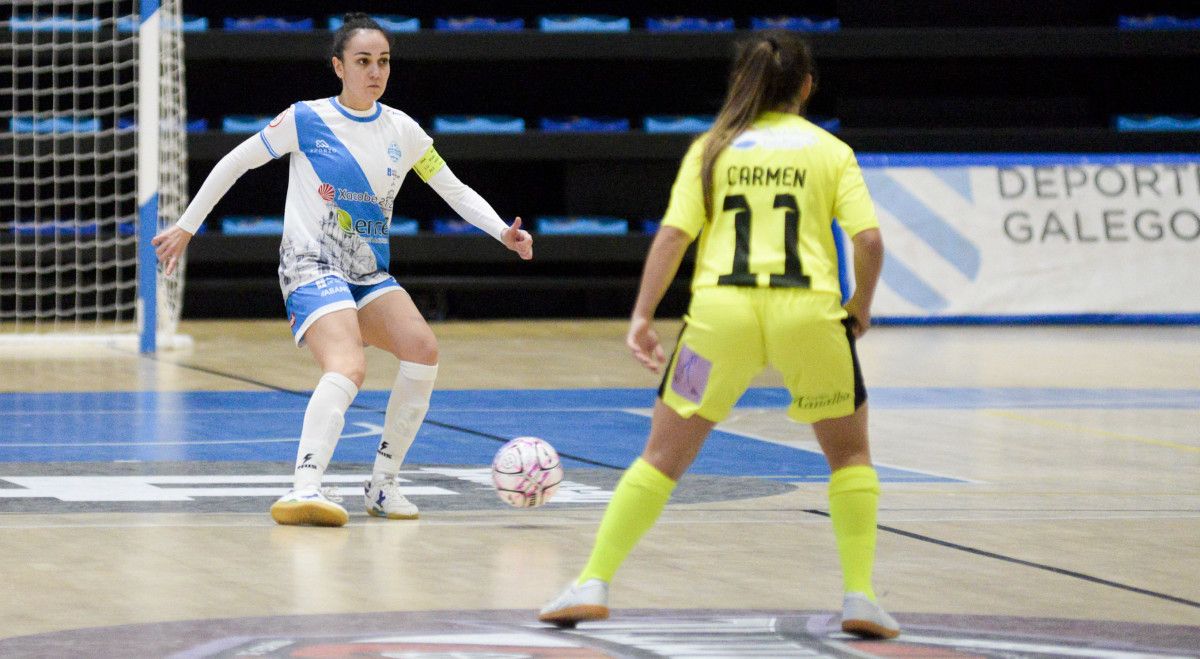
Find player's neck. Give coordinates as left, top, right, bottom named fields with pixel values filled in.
left=337, top=93, right=375, bottom=112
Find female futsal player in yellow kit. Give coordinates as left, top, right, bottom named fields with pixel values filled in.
left=538, top=30, right=898, bottom=639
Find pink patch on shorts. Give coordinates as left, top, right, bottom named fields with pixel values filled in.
left=671, top=345, right=712, bottom=404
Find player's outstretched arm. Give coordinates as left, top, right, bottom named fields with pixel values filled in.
left=152, top=131, right=278, bottom=276
left=501, top=217, right=533, bottom=260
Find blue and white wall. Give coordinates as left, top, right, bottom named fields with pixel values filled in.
left=862, top=155, right=1200, bottom=322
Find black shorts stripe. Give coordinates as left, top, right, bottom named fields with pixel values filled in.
left=657, top=320, right=689, bottom=399
left=841, top=317, right=868, bottom=409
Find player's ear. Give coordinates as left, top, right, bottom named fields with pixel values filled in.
left=331, top=56, right=344, bottom=80
left=799, top=73, right=814, bottom=105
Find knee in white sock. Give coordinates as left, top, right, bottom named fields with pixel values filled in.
left=373, top=362, right=438, bottom=478
left=295, top=372, right=359, bottom=489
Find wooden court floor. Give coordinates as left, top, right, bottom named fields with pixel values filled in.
left=0, top=319, right=1197, bottom=657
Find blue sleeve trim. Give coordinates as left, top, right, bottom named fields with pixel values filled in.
left=874, top=314, right=1200, bottom=326
left=259, top=131, right=281, bottom=159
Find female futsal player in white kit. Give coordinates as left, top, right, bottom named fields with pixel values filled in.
left=153, top=13, right=533, bottom=527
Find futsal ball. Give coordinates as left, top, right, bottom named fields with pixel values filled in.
left=491, top=436, right=564, bottom=508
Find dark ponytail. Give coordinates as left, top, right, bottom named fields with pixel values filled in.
left=330, top=12, right=392, bottom=62
left=700, top=30, right=816, bottom=218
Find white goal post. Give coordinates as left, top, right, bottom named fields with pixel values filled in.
left=1, top=0, right=190, bottom=352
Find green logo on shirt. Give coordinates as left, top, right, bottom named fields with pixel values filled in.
left=336, top=208, right=353, bottom=233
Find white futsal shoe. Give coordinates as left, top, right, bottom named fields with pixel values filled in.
left=538, top=578, right=610, bottom=627
left=841, top=592, right=901, bottom=639
left=270, top=487, right=349, bottom=527
left=364, top=476, right=419, bottom=520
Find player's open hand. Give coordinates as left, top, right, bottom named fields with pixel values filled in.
left=627, top=315, right=667, bottom=373
left=151, top=225, right=193, bottom=276
left=501, top=217, right=533, bottom=260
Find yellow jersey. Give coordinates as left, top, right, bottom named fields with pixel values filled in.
left=662, top=112, right=878, bottom=298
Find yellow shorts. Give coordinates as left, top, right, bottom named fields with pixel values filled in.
left=659, top=286, right=865, bottom=424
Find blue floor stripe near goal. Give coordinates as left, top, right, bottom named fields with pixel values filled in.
left=1, top=387, right=1195, bottom=481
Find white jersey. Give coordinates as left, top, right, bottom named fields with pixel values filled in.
left=175, top=96, right=511, bottom=301
left=260, top=97, right=436, bottom=297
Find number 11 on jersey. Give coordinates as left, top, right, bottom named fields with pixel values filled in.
left=716, top=193, right=811, bottom=288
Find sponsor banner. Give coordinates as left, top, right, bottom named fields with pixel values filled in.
left=860, top=154, right=1200, bottom=320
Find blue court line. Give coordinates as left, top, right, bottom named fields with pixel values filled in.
left=0, top=388, right=989, bottom=482
left=0, top=388, right=1194, bottom=480
left=3, top=387, right=1196, bottom=413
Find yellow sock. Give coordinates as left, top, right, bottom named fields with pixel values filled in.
left=578, top=458, right=677, bottom=584
left=829, top=465, right=881, bottom=600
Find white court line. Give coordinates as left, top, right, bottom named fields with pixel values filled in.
left=0, top=406, right=642, bottom=416
left=0, top=422, right=382, bottom=448
left=0, top=518, right=830, bottom=529
left=644, top=409, right=984, bottom=484
left=895, top=633, right=1194, bottom=659
left=0, top=409, right=307, bottom=416
left=1, top=511, right=1197, bottom=530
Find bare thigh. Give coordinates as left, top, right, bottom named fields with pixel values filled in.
left=357, top=289, right=438, bottom=365
left=303, top=308, right=368, bottom=387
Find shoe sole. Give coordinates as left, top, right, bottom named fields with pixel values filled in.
left=270, top=501, right=349, bottom=527
left=367, top=508, right=419, bottom=520
left=841, top=619, right=900, bottom=640
left=538, top=605, right=609, bottom=628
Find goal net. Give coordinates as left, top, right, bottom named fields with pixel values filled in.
left=1, top=0, right=189, bottom=351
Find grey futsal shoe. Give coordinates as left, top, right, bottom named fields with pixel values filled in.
left=538, top=578, right=610, bottom=628
left=841, top=592, right=901, bottom=639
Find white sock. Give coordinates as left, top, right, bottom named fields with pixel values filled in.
left=293, top=372, right=358, bottom=490
left=373, top=361, right=438, bottom=481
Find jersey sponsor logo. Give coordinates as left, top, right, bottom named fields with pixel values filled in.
left=317, top=182, right=335, bottom=202
left=335, top=207, right=389, bottom=238
left=319, top=282, right=349, bottom=297
left=337, top=188, right=386, bottom=205
left=387, top=142, right=402, bottom=163
left=337, top=187, right=396, bottom=216
left=309, top=138, right=336, bottom=156
left=731, top=129, right=818, bottom=151
left=793, top=391, right=852, bottom=410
